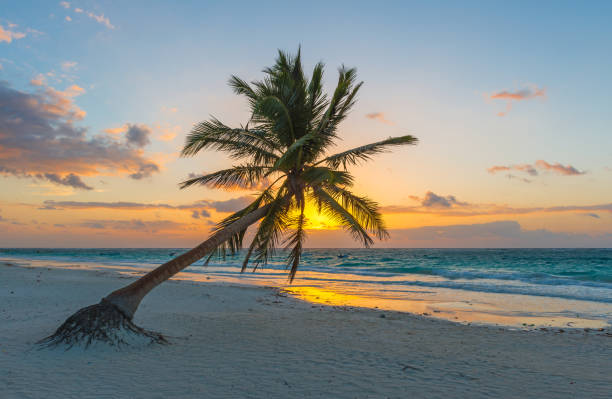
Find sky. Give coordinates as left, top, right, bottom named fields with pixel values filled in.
left=0, top=1, right=611, bottom=247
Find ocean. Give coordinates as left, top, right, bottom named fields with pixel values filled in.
left=2, top=248, right=611, bottom=329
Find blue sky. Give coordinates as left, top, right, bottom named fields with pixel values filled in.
left=0, top=1, right=611, bottom=247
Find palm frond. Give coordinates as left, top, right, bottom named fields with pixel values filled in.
left=301, top=166, right=354, bottom=187
left=247, top=188, right=291, bottom=270
left=272, top=131, right=319, bottom=171
left=182, top=118, right=281, bottom=165
left=321, top=135, right=418, bottom=170
left=310, top=187, right=374, bottom=247
left=315, top=66, right=359, bottom=137
left=179, top=165, right=275, bottom=190
left=180, top=48, right=419, bottom=284
left=306, top=62, right=327, bottom=125
left=323, top=184, right=388, bottom=240
left=252, top=95, right=296, bottom=143
left=284, top=202, right=306, bottom=282
left=203, top=187, right=276, bottom=264
left=228, top=75, right=258, bottom=107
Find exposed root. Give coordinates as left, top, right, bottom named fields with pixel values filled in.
left=37, top=299, right=168, bottom=350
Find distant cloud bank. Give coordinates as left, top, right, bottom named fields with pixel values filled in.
left=39, top=196, right=253, bottom=215
left=302, top=220, right=612, bottom=248
left=382, top=191, right=612, bottom=218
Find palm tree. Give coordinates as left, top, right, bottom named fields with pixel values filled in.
left=40, top=48, right=418, bottom=348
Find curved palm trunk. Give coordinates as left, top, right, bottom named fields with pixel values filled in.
left=105, top=202, right=274, bottom=319
left=39, top=202, right=273, bottom=348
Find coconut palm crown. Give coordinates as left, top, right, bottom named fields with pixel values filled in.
left=180, top=48, right=418, bottom=281
left=38, top=48, right=418, bottom=349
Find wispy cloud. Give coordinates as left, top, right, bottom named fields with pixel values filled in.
left=505, top=174, right=532, bottom=184
left=104, top=125, right=128, bottom=135
left=488, top=85, right=545, bottom=116
left=161, top=106, right=178, bottom=114
left=534, top=160, right=585, bottom=176
left=488, top=160, right=585, bottom=181
left=156, top=124, right=180, bottom=142
left=78, top=219, right=183, bottom=232
left=365, top=112, right=394, bottom=125
left=490, top=87, right=546, bottom=101
left=61, top=61, right=77, bottom=71
left=0, top=23, right=26, bottom=43
left=61, top=2, right=115, bottom=29
left=39, top=196, right=253, bottom=214
left=408, top=191, right=469, bottom=208
left=39, top=173, right=92, bottom=190
left=30, top=74, right=46, bottom=86
left=186, top=171, right=271, bottom=191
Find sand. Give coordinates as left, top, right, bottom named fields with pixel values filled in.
left=1, top=263, right=611, bottom=398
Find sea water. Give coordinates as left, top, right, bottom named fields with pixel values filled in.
left=2, top=248, right=611, bottom=329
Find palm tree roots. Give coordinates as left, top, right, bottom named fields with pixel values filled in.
left=38, top=299, right=167, bottom=349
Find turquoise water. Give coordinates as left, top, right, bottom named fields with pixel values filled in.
left=2, top=247, right=611, bottom=301
left=2, top=248, right=611, bottom=327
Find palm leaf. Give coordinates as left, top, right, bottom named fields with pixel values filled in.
left=323, top=184, right=388, bottom=240
left=321, top=135, right=418, bottom=170
left=179, top=165, right=274, bottom=190
left=182, top=118, right=281, bottom=165
left=310, top=187, right=374, bottom=247
left=284, top=202, right=307, bottom=282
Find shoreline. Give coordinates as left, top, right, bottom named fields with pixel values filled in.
left=2, top=256, right=611, bottom=331
left=2, top=262, right=612, bottom=398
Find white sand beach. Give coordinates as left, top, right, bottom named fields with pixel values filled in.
left=1, top=262, right=611, bottom=399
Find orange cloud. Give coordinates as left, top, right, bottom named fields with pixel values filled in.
left=488, top=160, right=584, bottom=180
left=534, top=160, right=585, bottom=176
left=39, top=196, right=253, bottom=214
left=490, top=87, right=545, bottom=101
left=104, top=126, right=128, bottom=135
left=488, top=86, right=545, bottom=116
left=61, top=61, right=78, bottom=71
left=487, top=165, right=511, bottom=174
left=64, top=4, right=114, bottom=29
left=0, top=23, right=26, bottom=43
left=30, top=75, right=45, bottom=86
left=365, top=112, right=394, bottom=125
left=162, top=106, right=178, bottom=113
left=156, top=124, right=181, bottom=141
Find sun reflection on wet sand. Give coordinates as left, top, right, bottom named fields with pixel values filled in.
left=282, top=286, right=610, bottom=329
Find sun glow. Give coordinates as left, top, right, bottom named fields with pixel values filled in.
left=301, top=201, right=340, bottom=230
